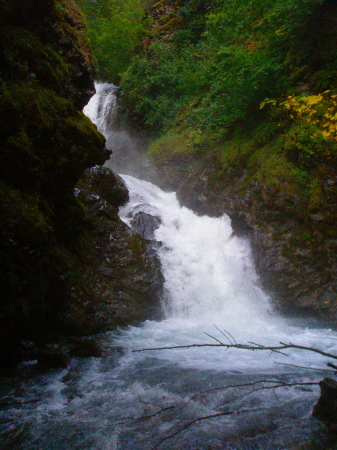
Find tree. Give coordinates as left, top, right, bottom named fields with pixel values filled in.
left=77, top=0, right=145, bottom=82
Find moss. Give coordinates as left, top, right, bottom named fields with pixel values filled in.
left=216, top=137, right=255, bottom=172
left=4, top=26, right=71, bottom=90
left=307, top=179, right=324, bottom=213
left=147, top=130, right=200, bottom=162
left=0, top=79, right=106, bottom=195
left=0, top=181, right=52, bottom=242
left=0, top=0, right=109, bottom=362
left=153, top=17, right=180, bottom=35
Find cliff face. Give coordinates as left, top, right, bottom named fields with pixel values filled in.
left=0, top=0, right=162, bottom=366
left=146, top=148, right=337, bottom=322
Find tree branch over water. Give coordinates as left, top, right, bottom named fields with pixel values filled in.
left=144, top=379, right=320, bottom=450
left=134, top=341, right=337, bottom=361
left=132, top=335, right=337, bottom=448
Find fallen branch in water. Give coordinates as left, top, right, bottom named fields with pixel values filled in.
left=108, top=378, right=320, bottom=449
left=133, top=340, right=337, bottom=361
left=275, top=362, right=336, bottom=372
left=150, top=406, right=266, bottom=450
left=132, top=333, right=337, bottom=448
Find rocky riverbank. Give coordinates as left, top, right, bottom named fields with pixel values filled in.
left=0, top=0, right=163, bottom=367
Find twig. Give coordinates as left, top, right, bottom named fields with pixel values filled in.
left=111, top=405, right=177, bottom=426
left=327, top=362, right=337, bottom=370
left=182, top=379, right=282, bottom=407
left=213, top=325, right=237, bottom=345
left=215, top=381, right=318, bottom=408
left=138, top=395, right=165, bottom=410
left=275, top=362, right=336, bottom=372
left=204, top=332, right=225, bottom=346
left=0, top=398, right=40, bottom=406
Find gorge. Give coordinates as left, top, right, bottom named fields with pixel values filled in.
left=1, top=0, right=337, bottom=448
left=2, top=81, right=337, bottom=449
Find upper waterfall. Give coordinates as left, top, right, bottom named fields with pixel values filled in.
left=84, top=82, right=157, bottom=180
left=83, top=83, right=118, bottom=134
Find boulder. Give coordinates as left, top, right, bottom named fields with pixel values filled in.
left=313, top=377, right=337, bottom=429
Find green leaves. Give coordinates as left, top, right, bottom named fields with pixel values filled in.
left=77, top=0, right=145, bottom=82
left=111, top=0, right=333, bottom=138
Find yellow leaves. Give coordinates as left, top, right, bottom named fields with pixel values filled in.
left=281, top=91, right=337, bottom=142
left=304, top=94, right=323, bottom=106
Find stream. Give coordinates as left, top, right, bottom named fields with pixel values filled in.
left=1, top=83, right=337, bottom=449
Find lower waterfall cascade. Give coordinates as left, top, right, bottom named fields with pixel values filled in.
left=1, top=84, right=337, bottom=449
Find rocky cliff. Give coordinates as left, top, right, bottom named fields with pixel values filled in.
left=143, top=139, right=337, bottom=323
left=0, top=0, right=162, bottom=367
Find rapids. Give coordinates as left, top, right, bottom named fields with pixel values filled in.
left=1, top=83, right=337, bottom=450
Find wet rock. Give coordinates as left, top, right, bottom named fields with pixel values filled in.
left=58, top=170, right=164, bottom=336
left=0, top=0, right=109, bottom=365
left=130, top=211, right=161, bottom=240
left=148, top=149, right=337, bottom=322
left=313, top=377, right=337, bottom=429
left=67, top=337, right=103, bottom=358
left=80, top=166, right=129, bottom=208
left=35, top=346, right=68, bottom=369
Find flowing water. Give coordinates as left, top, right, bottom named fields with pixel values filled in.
left=1, top=84, right=337, bottom=450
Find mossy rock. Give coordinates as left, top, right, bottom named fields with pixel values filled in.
left=0, top=0, right=111, bottom=365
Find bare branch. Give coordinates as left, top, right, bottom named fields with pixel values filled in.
left=133, top=341, right=337, bottom=361
left=327, top=362, right=337, bottom=370
left=213, top=325, right=237, bottom=345
left=204, top=332, right=225, bottom=345
left=147, top=379, right=319, bottom=449
left=215, top=381, right=318, bottom=408
left=274, top=362, right=336, bottom=372
left=111, top=405, right=177, bottom=426
left=150, top=407, right=265, bottom=450
left=138, top=395, right=165, bottom=410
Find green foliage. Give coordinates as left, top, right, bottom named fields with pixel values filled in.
left=307, top=178, right=323, bottom=212
left=80, top=0, right=337, bottom=225
left=119, top=0, right=337, bottom=135
left=147, top=128, right=212, bottom=162
left=121, top=41, right=208, bottom=130
left=216, top=137, right=255, bottom=172
left=77, top=0, right=145, bottom=82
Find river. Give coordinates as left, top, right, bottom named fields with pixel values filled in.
left=1, top=83, right=337, bottom=449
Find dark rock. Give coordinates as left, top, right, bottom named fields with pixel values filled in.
left=35, top=346, right=68, bottom=369
left=148, top=148, right=337, bottom=322
left=0, top=0, right=139, bottom=366
left=56, top=169, right=164, bottom=336
left=130, top=210, right=161, bottom=240
left=80, top=166, right=129, bottom=208
left=67, top=337, right=103, bottom=358
left=313, top=377, right=337, bottom=429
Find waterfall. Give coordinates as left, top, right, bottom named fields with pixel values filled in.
left=83, top=82, right=119, bottom=134
left=84, top=83, right=157, bottom=180
left=1, top=83, right=337, bottom=450
left=120, top=175, right=272, bottom=329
